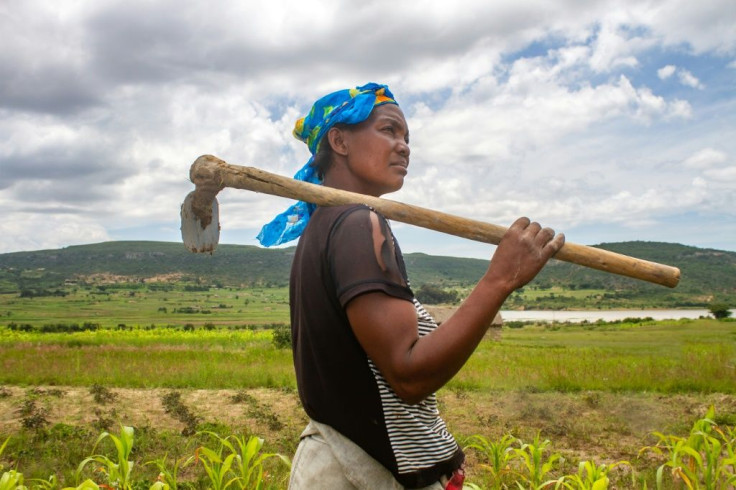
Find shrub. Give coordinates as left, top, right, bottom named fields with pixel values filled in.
left=708, top=303, right=733, bottom=320
left=415, top=284, right=459, bottom=304
left=161, top=391, right=200, bottom=436
left=16, top=398, right=50, bottom=431
left=90, top=384, right=118, bottom=404
left=271, top=324, right=292, bottom=349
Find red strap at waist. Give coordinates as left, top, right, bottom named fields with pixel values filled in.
left=445, top=466, right=465, bottom=490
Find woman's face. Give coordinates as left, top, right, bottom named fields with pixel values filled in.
left=336, top=104, right=410, bottom=197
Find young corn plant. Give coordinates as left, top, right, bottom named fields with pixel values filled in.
left=688, top=407, right=722, bottom=487
left=513, top=432, right=565, bottom=490
left=0, top=469, right=26, bottom=490
left=556, top=460, right=632, bottom=490
left=63, top=479, right=102, bottom=490
left=194, top=431, right=240, bottom=490
left=146, top=452, right=195, bottom=490
left=77, top=425, right=136, bottom=490
left=641, top=427, right=701, bottom=489
left=639, top=405, right=736, bottom=489
left=194, top=431, right=289, bottom=490
left=225, top=434, right=290, bottom=490
left=688, top=409, right=736, bottom=488
left=711, top=424, right=736, bottom=486
left=27, top=474, right=59, bottom=490
left=463, top=433, right=517, bottom=490
left=0, top=437, right=26, bottom=490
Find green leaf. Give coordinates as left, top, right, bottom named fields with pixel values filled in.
left=591, top=476, right=609, bottom=490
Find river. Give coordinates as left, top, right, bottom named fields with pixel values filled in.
left=498, top=309, right=732, bottom=323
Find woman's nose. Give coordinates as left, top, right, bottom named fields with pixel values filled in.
left=397, top=140, right=410, bottom=158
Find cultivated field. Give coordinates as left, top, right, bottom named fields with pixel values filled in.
left=1, top=286, right=735, bottom=488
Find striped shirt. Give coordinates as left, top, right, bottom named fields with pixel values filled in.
left=368, top=299, right=459, bottom=474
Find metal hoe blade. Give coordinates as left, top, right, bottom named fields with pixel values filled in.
left=181, top=191, right=220, bottom=254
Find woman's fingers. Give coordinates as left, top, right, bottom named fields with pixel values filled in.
left=509, top=218, right=560, bottom=251
left=488, top=216, right=566, bottom=291
left=546, top=231, right=565, bottom=254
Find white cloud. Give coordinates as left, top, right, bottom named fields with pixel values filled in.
left=656, top=65, right=705, bottom=89
left=678, top=69, right=705, bottom=89
left=642, top=0, right=736, bottom=54
left=667, top=99, right=693, bottom=119
left=658, top=65, right=677, bottom=79
left=0, top=214, right=111, bottom=254
left=683, top=148, right=729, bottom=169
left=704, top=166, right=736, bottom=182
left=588, top=19, right=645, bottom=73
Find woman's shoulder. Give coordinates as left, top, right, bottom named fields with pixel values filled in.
left=308, top=205, right=393, bottom=251
left=316, top=203, right=384, bottom=225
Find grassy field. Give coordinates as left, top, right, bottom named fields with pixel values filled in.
left=1, top=285, right=736, bottom=488
left=1, top=318, right=735, bottom=393
left=0, top=286, right=291, bottom=328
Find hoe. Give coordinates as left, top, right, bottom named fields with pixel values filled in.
left=181, top=154, right=680, bottom=288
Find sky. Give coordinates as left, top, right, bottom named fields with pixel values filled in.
left=1, top=0, right=735, bottom=260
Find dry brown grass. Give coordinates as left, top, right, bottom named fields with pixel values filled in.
left=2, top=385, right=734, bottom=468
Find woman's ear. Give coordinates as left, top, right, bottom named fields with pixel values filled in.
left=327, top=126, right=349, bottom=156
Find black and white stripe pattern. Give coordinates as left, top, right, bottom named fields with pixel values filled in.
left=367, top=299, right=459, bottom=474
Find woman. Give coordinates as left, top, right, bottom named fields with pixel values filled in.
left=258, top=83, right=564, bottom=489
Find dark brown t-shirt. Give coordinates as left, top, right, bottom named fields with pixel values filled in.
left=290, top=204, right=463, bottom=488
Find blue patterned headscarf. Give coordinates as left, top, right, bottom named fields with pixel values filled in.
left=257, top=82, right=398, bottom=246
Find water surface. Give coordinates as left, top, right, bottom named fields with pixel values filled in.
left=499, top=309, right=728, bottom=323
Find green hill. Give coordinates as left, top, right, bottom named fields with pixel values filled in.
left=0, top=241, right=295, bottom=292
left=0, top=240, right=734, bottom=307
left=525, top=242, right=736, bottom=308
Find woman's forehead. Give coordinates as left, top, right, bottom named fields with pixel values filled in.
left=371, top=104, right=408, bottom=127
left=373, top=103, right=404, bottom=118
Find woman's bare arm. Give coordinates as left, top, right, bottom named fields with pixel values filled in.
left=346, top=217, right=564, bottom=404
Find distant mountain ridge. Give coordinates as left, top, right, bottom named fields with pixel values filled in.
left=0, top=240, right=734, bottom=306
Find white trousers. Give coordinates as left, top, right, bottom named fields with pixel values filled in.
left=288, top=420, right=446, bottom=490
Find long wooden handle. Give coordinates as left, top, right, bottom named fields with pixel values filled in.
left=189, top=154, right=681, bottom=288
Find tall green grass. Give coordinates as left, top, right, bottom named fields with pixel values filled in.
left=0, top=328, right=294, bottom=389
left=1, top=319, right=734, bottom=393
left=450, top=319, right=736, bottom=394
